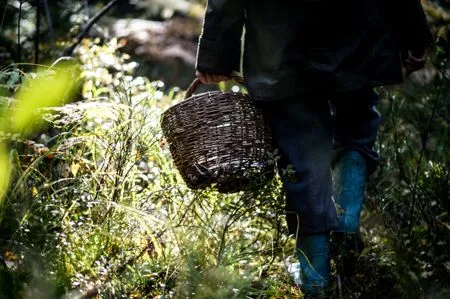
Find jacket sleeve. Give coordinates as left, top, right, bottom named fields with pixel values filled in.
left=195, top=0, right=245, bottom=75
left=389, top=0, right=433, bottom=50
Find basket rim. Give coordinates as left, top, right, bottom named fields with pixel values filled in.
left=163, top=90, right=253, bottom=117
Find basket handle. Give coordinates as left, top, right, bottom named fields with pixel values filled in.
left=184, top=76, right=247, bottom=100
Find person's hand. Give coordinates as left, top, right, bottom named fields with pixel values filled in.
left=196, top=71, right=230, bottom=84
left=403, top=48, right=428, bottom=76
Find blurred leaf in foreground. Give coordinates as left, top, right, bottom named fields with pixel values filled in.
left=0, top=61, right=80, bottom=204
left=0, top=143, right=10, bottom=205
left=8, top=62, right=80, bottom=135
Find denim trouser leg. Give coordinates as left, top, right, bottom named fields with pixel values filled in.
left=257, top=89, right=381, bottom=235
left=258, top=94, right=338, bottom=235
left=331, top=89, right=381, bottom=175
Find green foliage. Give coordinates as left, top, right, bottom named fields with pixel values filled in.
left=362, top=55, right=450, bottom=296
left=0, top=39, right=297, bottom=298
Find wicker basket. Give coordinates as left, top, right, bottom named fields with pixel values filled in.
left=160, top=77, right=273, bottom=193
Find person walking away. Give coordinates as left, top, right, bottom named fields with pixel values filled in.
left=195, top=0, right=433, bottom=295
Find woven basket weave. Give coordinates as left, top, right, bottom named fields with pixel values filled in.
left=161, top=77, right=273, bottom=193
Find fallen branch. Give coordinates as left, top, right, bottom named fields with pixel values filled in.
left=79, top=238, right=155, bottom=299
left=64, top=0, right=119, bottom=56
left=35, top=0, right=41, bottom=65
left=43, top=0, right=55, bottom=48
left=17, top=0, right=23, bottom=64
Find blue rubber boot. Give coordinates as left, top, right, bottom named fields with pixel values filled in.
left=297, top=233, right=330, bottom=296
left=333, top=150, right=367, bottom=233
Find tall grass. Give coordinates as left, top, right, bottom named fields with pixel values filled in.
left=0, top=39, right=299, bottom=298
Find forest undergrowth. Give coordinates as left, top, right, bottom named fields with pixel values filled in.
left=0, top=2, right=449, bottom=297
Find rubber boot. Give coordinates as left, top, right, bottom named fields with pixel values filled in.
left=333, top=150, right=367, bottom=233
left=297, top=233, right=330, bottom=296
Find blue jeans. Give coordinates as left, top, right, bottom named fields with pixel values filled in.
left=257, top=89, right=381, bottom=235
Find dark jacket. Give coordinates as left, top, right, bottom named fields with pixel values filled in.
left=195, top=0, right=433, bottom=100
